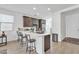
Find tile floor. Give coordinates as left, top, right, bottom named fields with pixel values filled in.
left=0, top=41, right=79, bottom=54
left=0, top=41, right=36, bottom=54
left=46, top=42, right=79, bottom=54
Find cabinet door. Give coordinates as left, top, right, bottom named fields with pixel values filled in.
left=23, top=16, right=32, bottom=27
left=44, top=35, right=50, bottom=52
left=38, top=19, right=42, bottom=30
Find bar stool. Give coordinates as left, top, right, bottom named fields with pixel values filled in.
left=17, top=31, right=21, bottom=41
left=25, top=34, right=36, bottom=54
left=16, top=31, right=26, bottom=45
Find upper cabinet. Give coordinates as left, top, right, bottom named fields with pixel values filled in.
left=23, top=16, right=46, bottom=31
left=23, top=16, right=32, bottom=27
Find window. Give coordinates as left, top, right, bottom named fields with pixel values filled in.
left=0, top=14, right=14, bottom=31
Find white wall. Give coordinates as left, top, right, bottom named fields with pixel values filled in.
left=0, top=8, right=24, bottom=41
left=65, top=13, right=79, bottom=38
left=61, top=7, right=79, bottom=39
left=60, top=5, right=79, bottom=40
left=61, top=13, right=66, bottom=40
left=51, top=5, right=79, bottom=41
left=45, top=17, right=52, bottom=33
left=52, top=12, right=61, bottom=41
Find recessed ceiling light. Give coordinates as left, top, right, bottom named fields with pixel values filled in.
left=48, top=8, right=51, bottom=11
left=33, top=7, right=36, bottom=10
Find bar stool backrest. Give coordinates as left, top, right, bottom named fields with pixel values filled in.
left=17, top=31, right=23, bottom=37
left=25, top=34, right=31, bottom=41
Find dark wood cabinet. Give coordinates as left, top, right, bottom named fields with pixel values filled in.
left=38, top=19, right=42, bottom=30
left=44, top=35, right=50, bottom=52
left=23, top=16, right=32, bottom=27
left=23, top=16, right=46, bottom=31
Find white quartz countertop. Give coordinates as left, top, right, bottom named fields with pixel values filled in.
left=19, top=31, right=50, bottom=36
left=35, top=33, right=50, bottom=36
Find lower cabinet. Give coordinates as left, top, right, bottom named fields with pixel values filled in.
left=44, top=35, right=50, bottom=52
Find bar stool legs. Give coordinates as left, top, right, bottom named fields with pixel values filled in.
left=26, top=41, right=36, bottom=54
left=25, top=34, right=37, bottom=54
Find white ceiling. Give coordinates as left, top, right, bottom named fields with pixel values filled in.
left=0, top=4, right=76, bottom=18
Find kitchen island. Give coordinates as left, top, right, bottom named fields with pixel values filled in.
left=19, top=31, right=51, bottom=54
left=34, top=33, right=51, bottom=54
